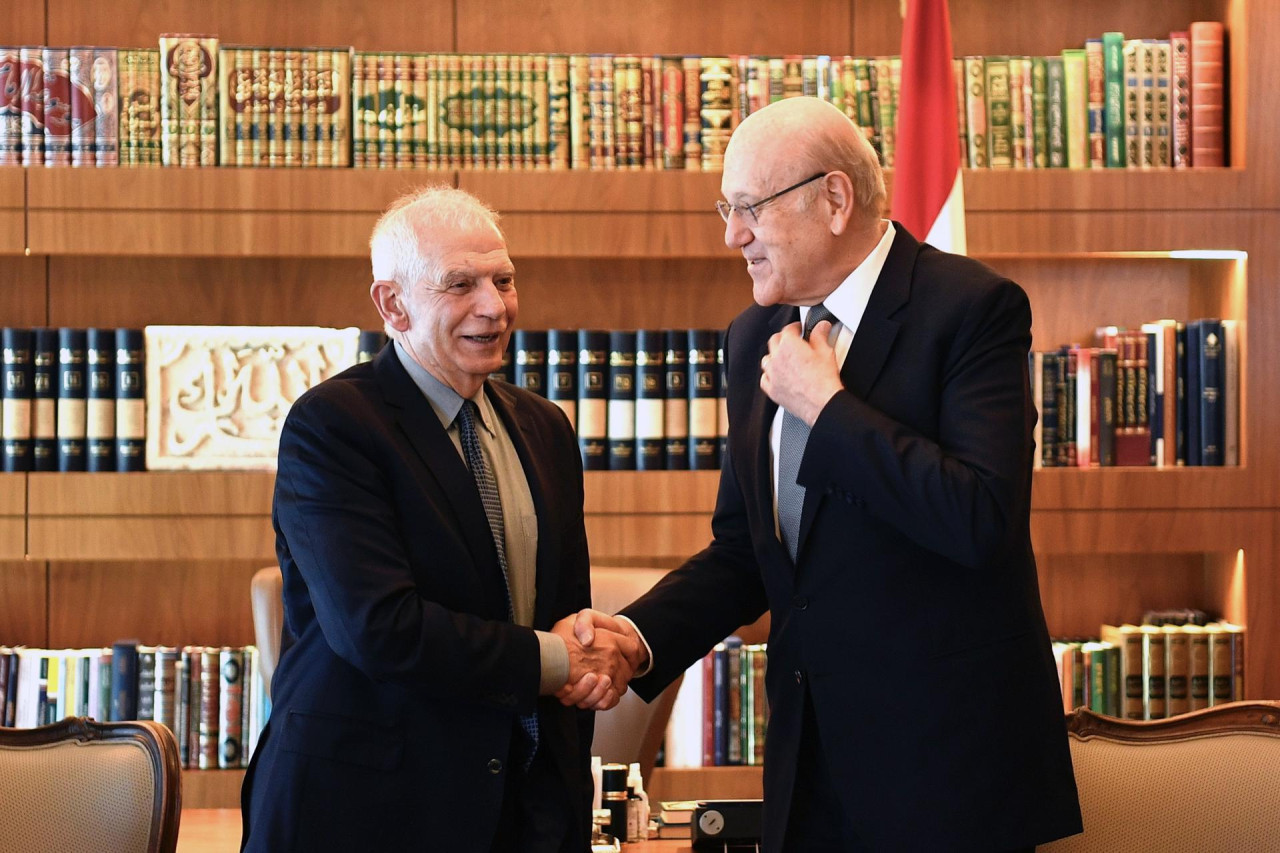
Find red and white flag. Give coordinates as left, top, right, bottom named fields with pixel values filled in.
left=890, top=0, right=967, bottom=254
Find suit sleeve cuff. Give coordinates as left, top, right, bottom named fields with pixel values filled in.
left=536, top=630, right=570, bottom=695
left=615, top=614, right=655, bottom=678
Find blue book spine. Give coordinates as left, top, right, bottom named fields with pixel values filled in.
left=86, top=328, right=117, bottom=472
left=31, top=329, right=58, bottom=471
left=1175, top=324, right=1187, bottom=466
left=2, top=328, right=34, bottom=472
left=1185, top=322, right=1202, bottom=466
left=115, top=328, right=146, bottom=472
left=57, top=328, right=88, bottom=472
left=712, top=643, right=728, bottom=766
left=545, top=329, right=578, bottom=427
left=357, top=329, right=387, bottom=364
left=635, top=330, right=666, bottom=471
left=1040, top=352, right=1059, bottom=467
left=576, top=330, right=609, bottom=470
left=1193, top=319, right=1224, bottom=466
left=663, top=330, right=689, bottom=470
left=513, top=329, right=548, bottom=397
left=687, top=329, right=720, bottom=470
left=607, top=331, right=637, bottom=471
left=110, top=641, right=139, bottom=722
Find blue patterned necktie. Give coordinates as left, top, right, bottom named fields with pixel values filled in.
left=457, top=399, right=540, bottom=766
left=776, top=303, right=835, bottom=563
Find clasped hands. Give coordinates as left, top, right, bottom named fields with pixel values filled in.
left=550, top=609, right=649, bottom=711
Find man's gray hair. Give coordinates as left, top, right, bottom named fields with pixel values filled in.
left=369, top=185, right=503, bottom=289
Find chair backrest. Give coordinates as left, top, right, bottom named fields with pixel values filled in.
left=250, top=565, right=285, bottom=696
left=588, top=566, right=684, bottom=780
left=248, top=563, right=686, bottom=778
left=1037, top=701, right=1280, bottom=852
left=0, top=716, right=182, bottom=853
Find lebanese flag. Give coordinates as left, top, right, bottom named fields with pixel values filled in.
left=890, top=0, right=967, bottom=254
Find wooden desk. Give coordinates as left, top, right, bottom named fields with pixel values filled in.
left=178, top=809, right=694, bottom=852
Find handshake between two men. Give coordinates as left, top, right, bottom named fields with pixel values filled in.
left=550, top=610, right=647, bottom=711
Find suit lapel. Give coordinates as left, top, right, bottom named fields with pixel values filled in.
left=373, top=347, right=509, bottom=611
left=795, top=224, right=917, bottom=559
left=486, top=382, right=562, bottom=630
left=752, top=305, right=797, bottom=560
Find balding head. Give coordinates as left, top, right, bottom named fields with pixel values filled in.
left=726, top=97, right=886, bottom=229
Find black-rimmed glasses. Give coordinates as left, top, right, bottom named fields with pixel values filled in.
left=715, top=172, right=827, bottom=224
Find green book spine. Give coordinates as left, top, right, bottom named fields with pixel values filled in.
left=1103, top=31, right=1126, bottom=167
left=963, top=56, right=988, bottom=168
left=1046, top=57, right=1066, bottom=167
left=985, top=56, right=1012, bottom=168
left=1062, top=49, right=1088, bottom=169
left=1031, top=56, right=1048, bottom=168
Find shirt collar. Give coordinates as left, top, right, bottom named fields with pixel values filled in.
left=393, top=340, right=496, bottom=436
left=800, top=219, right=896, bottom=331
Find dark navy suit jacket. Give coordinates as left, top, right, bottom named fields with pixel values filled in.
left=241, top=344, right=593, bottom=852
left=623, top=224, right=1082, bottom=851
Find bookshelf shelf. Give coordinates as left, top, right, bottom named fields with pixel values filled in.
left=648, top=765, right=764, bottom=803
left=13, top=169, right=1271, bottom=259
left=182, top=768, right=247, bottom=810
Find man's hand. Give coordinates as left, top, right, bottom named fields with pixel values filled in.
left=760, top=319, right=843, bottom=425
left=550, top=611, right=645, bottom=711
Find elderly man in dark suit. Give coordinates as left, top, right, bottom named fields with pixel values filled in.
left=567, top=97, right=1082, bottom=851
left=241, top=186, right=641, bottom=853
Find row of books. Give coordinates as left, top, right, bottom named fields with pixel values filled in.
left=485, top=329, right=726, bottom=472
left=958, top=23, right=1227, bottom=171
left=0, top=642, right=268, bottom=770
left=0, top=326, right=389, bottom=473
left=1, top=328, right=145, bottom=472
left=0, top=21, right=1228, bottom=171
left=663, top=637, right=768, bottom=769
left=1031, top=318, right=1239, bottom=468
left=1053, top=621, right=1245, bottom=720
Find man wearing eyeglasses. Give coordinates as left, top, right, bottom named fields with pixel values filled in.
left=566, top=96, right=1082, bottom=851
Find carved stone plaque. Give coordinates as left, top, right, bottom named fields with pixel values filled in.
left=145, top=325, right=359, bottom=470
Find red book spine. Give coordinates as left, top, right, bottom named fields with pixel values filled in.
left=1189, top=21, right=1225, bottom=167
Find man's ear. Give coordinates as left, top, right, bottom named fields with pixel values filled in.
left=822, top=171, right=857, bottom=236
left=370, top=280, right=410, bottom=332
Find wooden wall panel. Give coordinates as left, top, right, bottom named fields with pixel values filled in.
left=0, top=256, right=47, bottom=327
left=45, top=0, right=454, bottom=52
left=0, top=5, right=44, bottom=43
left=48, top=257, right=378, bottom=328
left=512, top=258, right=751, bottom=331
left=29, top=517, right=275, bottom=561
left=0, top=562, right=46, bottom=646
left=854, top=0, right=1228, bottom=57
left=0, top=169, right=25, bottom=255
left=456, top=0, right=852, bottom=55
left=1037, top=553, right=1209, bottom=639
left=47, top=561, right=260, bottom=647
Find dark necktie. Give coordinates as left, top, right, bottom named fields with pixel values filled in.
left=776, top=303, right=836, bottom=563
left=457, top=399, right=540, bottom=766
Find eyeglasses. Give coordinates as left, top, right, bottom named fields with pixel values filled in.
left=715, top=172, right=827, bottom=225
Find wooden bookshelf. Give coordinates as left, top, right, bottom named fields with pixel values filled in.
left=182, top=769, right=247, bottom=810
left=1, top=0, right=1276, bottom=810
left=0, top=474, right=24, bottom=560
left=649, top=765, right=764, bottom=803
left=0, top=168, right=23, bottom=255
